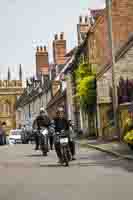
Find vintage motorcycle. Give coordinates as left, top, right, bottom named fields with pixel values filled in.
left=39, top=128, right=49, bottom=156
left=56, top=130, right=71, bottom=167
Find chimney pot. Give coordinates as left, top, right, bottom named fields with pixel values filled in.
left=44, top=46, right=47, bottom=51
left=79, top=16, right=82, bottom=23
left=85, top=16, right=88, bottom=23
left=55, top=34, right=58, bottom=40
left=40, top=46, right=43, bottom=51
left=60, top=32, right=64, bottom=40
left=37, top=46, right=39, bottom=52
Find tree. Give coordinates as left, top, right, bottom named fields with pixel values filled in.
left=75, top=62, right=96, bottom=113
left=74, top=61, right=97, bottom=136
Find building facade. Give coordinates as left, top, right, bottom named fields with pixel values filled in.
left=16, top=75, right=51, bottom=128
left=0, top=66, right=23, bottom=134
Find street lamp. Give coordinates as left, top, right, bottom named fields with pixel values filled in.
left=106, top=0, right=119, bottom=138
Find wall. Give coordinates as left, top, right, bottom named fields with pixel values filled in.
left=119, top=103, right=131, bottom=137
left=97, top=40, right=133, bottom=139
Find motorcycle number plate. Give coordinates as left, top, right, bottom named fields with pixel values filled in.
left=60, top=138, right=68, bottom=144
left=42, top=129, right=48, bottom=136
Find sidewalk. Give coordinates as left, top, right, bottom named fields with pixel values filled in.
left=78, top=139, right=133, bottom=160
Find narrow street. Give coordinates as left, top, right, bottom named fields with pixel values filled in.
left=0, top=143, right=133, bottom=200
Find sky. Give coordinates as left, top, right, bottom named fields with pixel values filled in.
left=0, top=0, right=105, bottom=80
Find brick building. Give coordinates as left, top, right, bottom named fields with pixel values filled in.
left=88, top=0, right=133, bottom=71
left=86, top=0, right=133, bottom=139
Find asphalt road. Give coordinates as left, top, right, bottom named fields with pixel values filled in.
left=0, top=143, right=133, bottom=200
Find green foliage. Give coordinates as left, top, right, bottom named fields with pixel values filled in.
left=75, top=62, right=96, bottom=112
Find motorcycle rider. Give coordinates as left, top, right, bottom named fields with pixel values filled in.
left=53, top=107, right=76, bottom=163
left=32, top=107, right=50, bottom=150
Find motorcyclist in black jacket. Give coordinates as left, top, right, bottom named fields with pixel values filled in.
left=32, top=107, right=50, bottom=150
left=53, top=107, right=76, bottom=163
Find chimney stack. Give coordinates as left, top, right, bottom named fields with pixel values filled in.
left=77, top=15, right=90, bottom=45
left=60, top=32, right=64, bottom=40
left=36, top=45, right=49, bottom=79
left=53, top=32, right=66, bottom=65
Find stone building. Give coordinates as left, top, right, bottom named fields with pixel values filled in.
left=16, top=75, right=51, bottom=128
left=97, top=35, right=133, bottom=139
left=0, top=65, right=23, bottom=134
left=16, top=43, right=50, bottom=127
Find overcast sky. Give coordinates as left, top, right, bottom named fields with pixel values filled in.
left=0, top=0, right=105, bottom=80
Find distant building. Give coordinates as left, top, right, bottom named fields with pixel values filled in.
left=0, top=65, right=24, bottom=134
left=16, top=75, right=51, bottom=127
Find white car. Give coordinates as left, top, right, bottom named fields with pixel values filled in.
left=8, top=129, right=22, bottom=144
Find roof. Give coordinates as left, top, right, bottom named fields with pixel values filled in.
left=55, top=56, right=75, bottom=80
left=90, top=9, right=104, bottom=20
left=46, top=90, right=66, bottom=109
left=16, top=77, right=51, bottom=108
left=65, top=47, right=77, bottom=57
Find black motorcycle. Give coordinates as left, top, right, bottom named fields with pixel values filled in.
left=56, top=130, right=71, bottom=167
left=39, top=128, right=49, bottom=156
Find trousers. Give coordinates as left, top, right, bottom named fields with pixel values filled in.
left=34, top=133, right=39, bottom=149
left=49, top=136, right=54, bottom=150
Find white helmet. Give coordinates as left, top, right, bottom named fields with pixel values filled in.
left=40, top=107, right=45, bottom=112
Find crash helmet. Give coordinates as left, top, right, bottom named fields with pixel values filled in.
left=40, top=107, right=45, bottom=113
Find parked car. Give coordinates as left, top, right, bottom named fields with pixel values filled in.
left=8, top=129, right=22, bottom=144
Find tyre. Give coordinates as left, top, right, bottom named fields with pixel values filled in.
left=63, top=146, right=69, bottom=167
